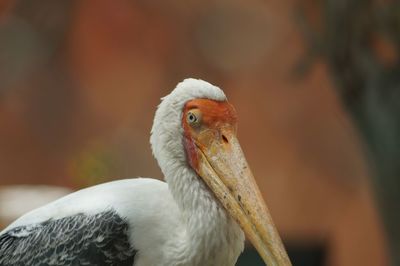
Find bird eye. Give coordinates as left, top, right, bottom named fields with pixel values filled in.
left=186, top=110, right=202, bottom=126
left=187, top=112, right=198, bottom=124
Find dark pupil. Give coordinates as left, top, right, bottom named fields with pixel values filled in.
left=189, top=114, right=196, bottom=122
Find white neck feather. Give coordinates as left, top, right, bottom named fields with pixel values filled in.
left=163, top=163, right=244, bottom=266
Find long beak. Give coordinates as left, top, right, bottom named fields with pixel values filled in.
left=195, top=127, right=291, bottom=266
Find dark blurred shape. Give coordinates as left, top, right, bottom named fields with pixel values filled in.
left=299, top=0, right=400, bottom=264
left=285, top=243, right=325, bottom=266
left=0, top=0, right=72, bottom=90
left=0, top=17, right=46, bottom=90
left=237, top=244, right=325, bottom=266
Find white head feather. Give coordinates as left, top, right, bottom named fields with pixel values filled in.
left=150, top=78, right=226, bottom=179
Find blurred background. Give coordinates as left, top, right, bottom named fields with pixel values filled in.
left=0, top=0, right=399, bottom=265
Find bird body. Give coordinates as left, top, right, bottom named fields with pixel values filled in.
left=0, top=79, right=290, bottom=266
left=1, top=178, right=242, bottom=265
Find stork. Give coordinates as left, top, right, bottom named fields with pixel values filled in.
left=0, top=79, right=291, bottom=266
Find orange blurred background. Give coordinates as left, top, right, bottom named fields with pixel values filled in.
left=0, top=1, right=389, bottom=265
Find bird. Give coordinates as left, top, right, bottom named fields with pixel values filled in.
left=0, top=78, right=291, bottom=266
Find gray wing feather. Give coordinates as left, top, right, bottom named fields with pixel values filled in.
left=0, top=210, right=136, bottom=266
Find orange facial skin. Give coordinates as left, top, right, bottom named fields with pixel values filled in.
left=184, top=99, right=237, bottom=127
left=182, top=99, right=238, bottom=170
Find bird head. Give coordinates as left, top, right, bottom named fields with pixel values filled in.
left=150, top=78, right=290, bottom=266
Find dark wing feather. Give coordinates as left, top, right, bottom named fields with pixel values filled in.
left=0, top=210, right=136, bottom=266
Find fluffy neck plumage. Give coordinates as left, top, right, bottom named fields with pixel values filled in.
left=163, top=163, right=244, bottom=266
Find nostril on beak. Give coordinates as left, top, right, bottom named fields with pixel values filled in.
left=222, top=134, right=228, bottom=144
